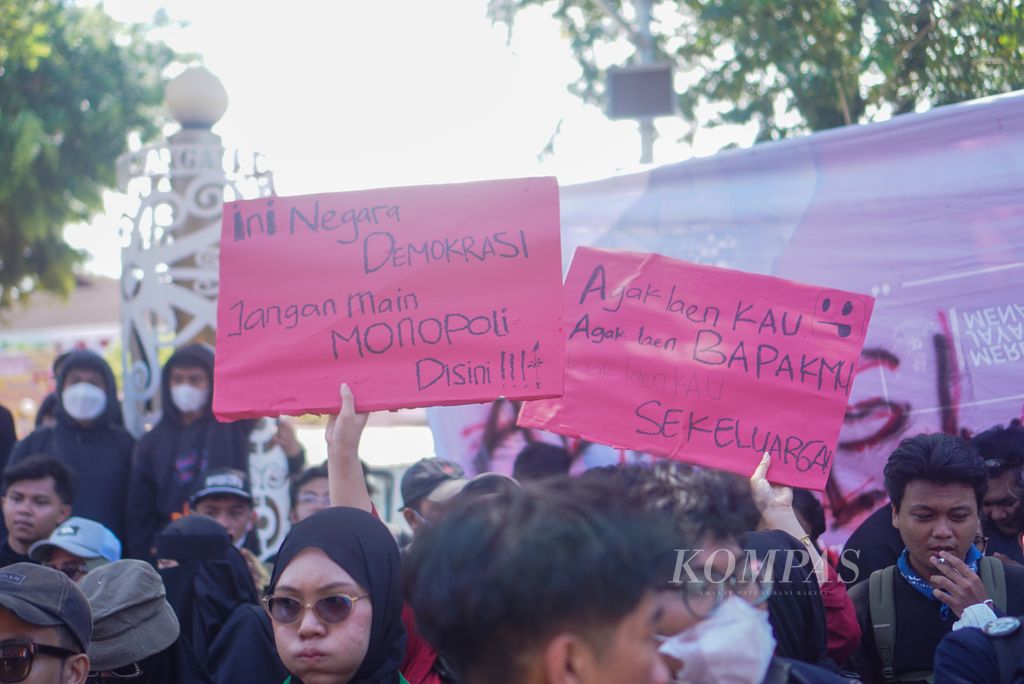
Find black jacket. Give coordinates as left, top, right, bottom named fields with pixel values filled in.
left=848, top=559, right=1024, bottom=683
left=841, top=503, right=903, bottom=587
left=125, top=345, right=256, bottom=559
left=8, top=350, right=134, bottom=541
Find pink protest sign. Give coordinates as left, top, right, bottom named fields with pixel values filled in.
left=519, top=247, right=874, bottom=488
left=213, top=177, right=564, bottom=420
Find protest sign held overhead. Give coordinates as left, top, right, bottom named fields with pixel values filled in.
left=213, top=177, right=564, bottom=420
left=518, top=247, right=875, bottom=489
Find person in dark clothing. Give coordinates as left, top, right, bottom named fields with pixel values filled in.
left=81, top=559, right=212, bottom=684
left=126, top=344, right=304, bottom=560
left=1, top=455, right=76, bottom=568
left=746, top=529, right=835, bottom=669
left=0, top=402, right=15, bottom=467
left=511, top=442, right=572, bottom=482
left=847, top=433, right=1024, bottom=684
left=155, top=514, right=287, bottom=682
left=840, top=503, right=904, bottom=587
left=933, top=615, right=1024, bottom=684
left=7, top=350, right=133, bottom=541
left=975, top=422, right=1024, bottom=564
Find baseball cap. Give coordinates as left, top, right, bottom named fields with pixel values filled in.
left=29, top=517, right=122, bottom=565
left=188, top=467, right=253, bottom=507
left=400, top=459, right=466, bottom=509
left=80, top=560, right=180, bottom=671
left=0, top=563, right=92, bottom=652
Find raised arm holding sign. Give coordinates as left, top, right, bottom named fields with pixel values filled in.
left=518, top=247, right=875, bottom=489
left=214, top=177, right=564, bottom=420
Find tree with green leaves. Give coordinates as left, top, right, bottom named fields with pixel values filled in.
left=487, top=0, right=1024, bottom=141
left=0, top=0, right=178, bottom=310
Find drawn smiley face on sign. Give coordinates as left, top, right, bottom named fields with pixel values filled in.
left=813, top=291, right=869, bottom=343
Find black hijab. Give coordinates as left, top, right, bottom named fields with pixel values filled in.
left=267, top=507, right=406, bottom=684
left=157, top=515, right=259, bottom=664
left=744, top=529, right=834, bottom=669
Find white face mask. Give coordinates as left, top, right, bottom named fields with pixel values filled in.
left=659, top=596, right=776, bottom=684
left=62, top=382, right=107, bottom=422
left=170, top=384, right=209, bottom=414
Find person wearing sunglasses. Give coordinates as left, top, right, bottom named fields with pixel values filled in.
left=0, top=562, right=91, bottom=684
left=265, top=506, right=407, bottom=684
left=80, top=560, right=210, bottom=684
left=27, top=517, right=120, bottom=583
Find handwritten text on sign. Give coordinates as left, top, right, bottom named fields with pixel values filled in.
left=213, top=177, right=564, bottom=420
left=518, top=248, right=874, bottom=488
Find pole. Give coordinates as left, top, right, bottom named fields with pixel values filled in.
left=634, top=0, right=655, bottom=164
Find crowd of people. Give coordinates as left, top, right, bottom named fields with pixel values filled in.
left=0, top=346, right=1022, bottom=684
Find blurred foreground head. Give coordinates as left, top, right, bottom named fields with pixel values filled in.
left=404, top=475, right=679, bottom=684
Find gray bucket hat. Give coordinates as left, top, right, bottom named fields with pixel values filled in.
left=79, top=560, right=180, bottom=670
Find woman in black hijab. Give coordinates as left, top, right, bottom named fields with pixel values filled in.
left=156, top=515, right=259, bottom=664
left=265, top=506, right=407, bottom=684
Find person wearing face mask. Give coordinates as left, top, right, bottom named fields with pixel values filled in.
left=125, top=344, right=306, bottom=560
left=7, top=350, right=134, bottom=542
left=580, top=461, right=852, bottom=683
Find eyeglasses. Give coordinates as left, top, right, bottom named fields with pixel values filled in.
left=262, top=594, right=365, bottom=625
left=87, top=662, right=143, bottom=680
left=296, top=493, right=332, bottom=507
left=974, top=534, right=990, bottom=553
left=676, top=573, right=773, bottom=618
left=0, top=640, right=78, bottom=683
left=46, top=562, right=89, bottom=582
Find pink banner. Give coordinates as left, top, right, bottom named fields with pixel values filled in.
left=519, top=247, right=874, bottom=489
left=213, top=177, right=564, bottom=419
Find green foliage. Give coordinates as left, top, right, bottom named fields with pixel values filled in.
left=0, top=0, right=178, bottom=310
left=488, top=0, right=1024, bottom=141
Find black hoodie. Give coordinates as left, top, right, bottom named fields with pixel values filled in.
left=125, top=345, right=256, bottom=559
left=7, top=350, right=135, bottom=540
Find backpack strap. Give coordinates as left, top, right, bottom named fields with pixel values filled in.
left=979, top=556, right=1008, bottom=613
left=869, top=566, right=898, bottom=683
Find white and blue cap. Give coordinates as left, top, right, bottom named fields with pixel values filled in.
left=29, top=517, right=122, bottom=564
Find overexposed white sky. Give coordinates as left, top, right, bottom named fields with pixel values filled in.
left=66, top=0, right=757, bottom=276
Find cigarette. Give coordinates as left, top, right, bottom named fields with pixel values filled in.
left=936, top=557, right=948, bottom=564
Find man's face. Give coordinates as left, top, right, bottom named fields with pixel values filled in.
left=43, top=548, right=90, bottom=583
left=0, top=609, right=87, bottom=684
left=2, top=478, right=70, bottom=551
left=291, top=478, right=330, bottom=524
left=982, top=469, right=1023, bottom=537
left=194, top=495, right=255, bottom=545
left=893, top=480, right=978, bottom=576
left=402, top=499, right=449, bottom=536
left=553, top=592, right=670, bottom=684
left=63, top=368, right=105, bottom=394
left=168, top=365, right=209, bottom=392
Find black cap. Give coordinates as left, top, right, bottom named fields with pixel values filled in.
left=0, top=563, right=92, bottom=652
left=400, top=459, right=466, bottom=509
left=188, top=468, right=253, bottom=507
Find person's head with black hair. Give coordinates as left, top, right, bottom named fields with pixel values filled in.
left=884, top=432, right=987, bottom=579
left=512, top=442, right=572, bottom=482
left=973, top=422, right=1024, bottom=538
left=791, top=488, right=827, bottom=550
left=2, top=455, right=77, bottom=556
left=580, top=462, right=765, bottom=639
left=404, top=475, right=677, bottom=684
left=289, top=464, right=330, bottom=524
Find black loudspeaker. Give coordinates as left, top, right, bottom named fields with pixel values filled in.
left=606, top=63, right=675, bottom=120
